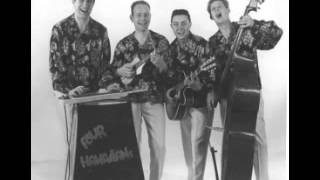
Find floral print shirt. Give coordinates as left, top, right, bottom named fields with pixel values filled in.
left=49, top=14, right=112, bottom=94
left=208, top=20, right=283, bottom=97
left=167, top=32, right=215, bottom=107
left=110, top=30, right=170, bottom=103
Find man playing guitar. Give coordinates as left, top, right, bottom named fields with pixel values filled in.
left=165, top=9, right=216, bottom=180
left=107, top=1, right=170, bottom=180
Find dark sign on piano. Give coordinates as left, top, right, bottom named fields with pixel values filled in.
left=72, top=102, right=144, bottom=180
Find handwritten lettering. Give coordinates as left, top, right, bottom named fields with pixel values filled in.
left=81, top=125, right=108, bottom=150
left=80, top=146, right=134, bottom=168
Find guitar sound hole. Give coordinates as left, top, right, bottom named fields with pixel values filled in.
left=169, top=89, right=177, bottom=98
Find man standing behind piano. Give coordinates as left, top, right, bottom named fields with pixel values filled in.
left=49, top=0, right=113, bottom=149
left=206, top=0, right=283, bottom=180
left=107, top=1, right=170, bottom=180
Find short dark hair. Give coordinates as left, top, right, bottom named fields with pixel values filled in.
left=171, top=9, right=191, bottom=23
left=72, top=0, right=95, bottom=4
left=131, top=1, right=151, bottom=15
left=207, top=0, right=229, bottom=19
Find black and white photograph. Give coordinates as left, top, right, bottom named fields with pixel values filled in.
left=31, top=0, right=288, bottom=180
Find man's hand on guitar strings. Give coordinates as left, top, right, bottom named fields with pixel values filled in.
left=117, top=63, right=135, bottom=78
left=68, top=86, right=89, bottom=97
left=98, top=88, right=108, bottom=94
left=98, top=83, right=121, bottom=94
left=151, top=52, right=168, bottom=72
left=238, top=15, right=254, bottom=28
left=185, top=72, right=203, bottom=91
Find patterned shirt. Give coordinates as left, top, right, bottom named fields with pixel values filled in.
left=208, top=20, right=283, bottom=98
left=49, top=14, right=112, bottom=94
left=167, top=32, right=215, bottom=107
left=111, top=30, right=170, bottom=103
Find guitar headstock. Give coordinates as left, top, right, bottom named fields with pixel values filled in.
left=246, top=0, right=264, bottom=14
left=200, top=56, right=216, bottom=72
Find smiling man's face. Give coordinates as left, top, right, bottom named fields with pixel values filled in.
left=73, top=0, right=95, bottom=19
left=130, top=4, right=151, bottom=32
left=171, top=15, right=191, bottom=40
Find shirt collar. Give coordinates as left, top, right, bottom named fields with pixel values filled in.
left=129, top=30, right=155, bottom=47
left=216, top=22, right=239, bottom=42
left=174, top=31, right=193, bottom=43
left=69, top=13, right=93, bottom=35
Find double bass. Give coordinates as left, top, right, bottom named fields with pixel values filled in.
left=212, top=0, right=264, bottom=180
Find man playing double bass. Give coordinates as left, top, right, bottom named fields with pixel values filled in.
left=206, top=0, right=283, bottom=180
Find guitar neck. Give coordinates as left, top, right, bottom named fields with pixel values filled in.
left=133, top=55, right=151, bottom=69
left=133, top=33, right=157, bottom=69
left=189, top=67, right=204, bottom=78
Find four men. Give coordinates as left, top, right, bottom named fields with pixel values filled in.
left=49, top=0, right=283, bottom=180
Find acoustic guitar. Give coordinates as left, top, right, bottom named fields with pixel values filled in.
left=165, top=57, right=216, bottom=121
